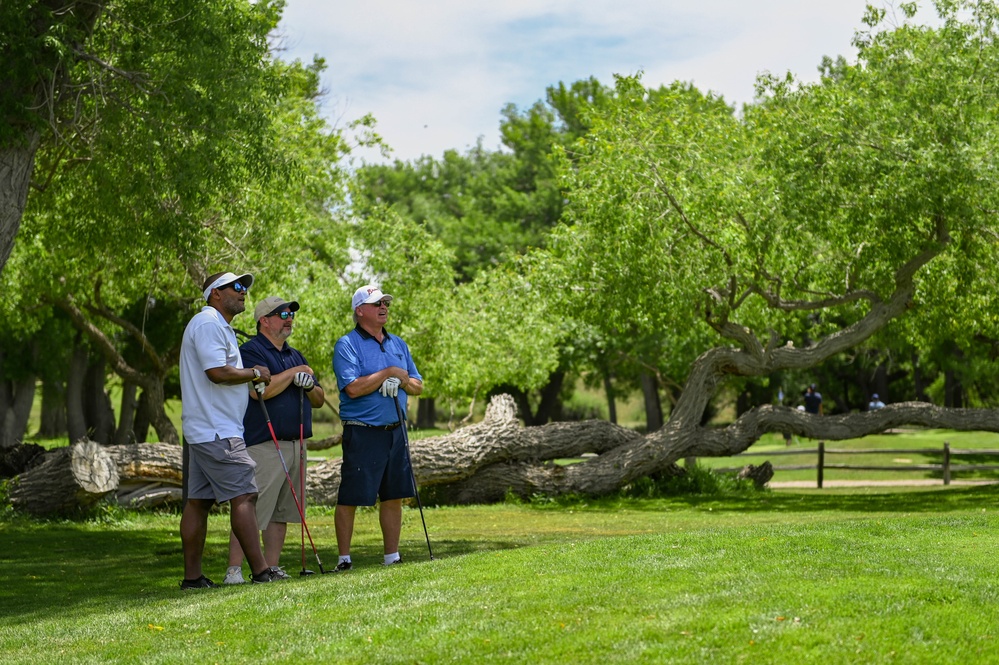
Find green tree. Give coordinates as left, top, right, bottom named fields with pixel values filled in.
left=0, top=4, right=352, bottom=446
left=469, top=0, right=999, bottom=495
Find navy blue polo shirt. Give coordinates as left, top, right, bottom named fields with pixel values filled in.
left=240, top=334, right=314, bottom=446
left=333, top=325, right=421, bottom=426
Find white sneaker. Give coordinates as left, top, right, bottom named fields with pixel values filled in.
left=223, top=565, right=245, bottom=585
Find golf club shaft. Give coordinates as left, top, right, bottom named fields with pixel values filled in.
left=256, top=391, right=327, bottom=573
left=299, top=386, right=308, bottom=574
left=393, top=394, right=434, bottom=560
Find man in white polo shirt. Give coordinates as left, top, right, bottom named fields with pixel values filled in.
left=178, top=270, right=285, bottom=589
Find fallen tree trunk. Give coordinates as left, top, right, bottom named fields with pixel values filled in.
left=8, top=440, right=118, bottom=515
left=104, top=443, right=183, bottom=508
left=305, top=394, right=679, bottom=505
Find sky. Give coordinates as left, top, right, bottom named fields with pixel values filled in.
left=275, top=1, right=920, bottom=164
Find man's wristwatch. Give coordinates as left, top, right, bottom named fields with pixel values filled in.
left=252, top=368, right=261, bottom=382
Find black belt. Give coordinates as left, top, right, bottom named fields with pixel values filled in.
left=343, top=420, right=401, bottom=431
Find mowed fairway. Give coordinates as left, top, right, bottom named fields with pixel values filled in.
left=1, top=487, right=998, bottom=664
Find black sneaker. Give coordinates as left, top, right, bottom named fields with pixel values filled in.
left=384, top=557, right=403, bottom=566
left=180, top=575, right=218, bottom=590
left=332, top=560, right=352, bottom=573
left=250, top=566, right=291, bottom=583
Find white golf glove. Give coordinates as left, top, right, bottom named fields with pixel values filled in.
left=379, top=377, right=401, bottom=398
left=293, top=371, right=315, bottom=391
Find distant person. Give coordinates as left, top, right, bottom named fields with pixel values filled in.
left=224, top=296, right=326, bottom=584
left=777, top=388, right=793, bottom=446
left=868, top=393, right=885, bottom=410
left=331, top=285, right=423, bottom=571
left=803, top=384, right=823, bottom=415
left=178, top=271, right=284, bottom=589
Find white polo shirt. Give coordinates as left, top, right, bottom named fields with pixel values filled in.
left=180, top=306, right=248, bottom=444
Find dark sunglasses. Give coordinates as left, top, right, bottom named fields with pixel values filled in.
left=367, top=299, right=390, bottom=308
left=267, top=310, right=295, bottom=320
left=221, top=281, right=249, bottom=294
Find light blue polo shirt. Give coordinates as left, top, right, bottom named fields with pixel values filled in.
left=333, top=325, right=421, bottom=426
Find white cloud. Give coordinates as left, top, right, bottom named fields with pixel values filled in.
left=276, top=0, right=933, bottom=163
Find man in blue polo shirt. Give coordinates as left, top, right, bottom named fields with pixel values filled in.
left=223, top=296, right=326, bottom=584
left=331, top=284, right=423, bottom=571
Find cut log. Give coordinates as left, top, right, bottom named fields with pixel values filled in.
left=0, top=442, right=46, bottom=478
left=103, top=443, right=184, bottom=507
left=104, top=442, right=183, bottom=485
left=304, top=394, right=681, bottom=505
left=8, top=440, right=119, bottom=515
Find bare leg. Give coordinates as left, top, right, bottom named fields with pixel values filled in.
left=230, top=493, right=268, bottom=575
left=334, top=504, right=357, bottom=556
left=379, top=499, right=403, bottom=555
left=180, top=499, right=213, bottom=580
left=227, top=530, right=245, bottom=567
left=261, top=522, right=288, bottom=567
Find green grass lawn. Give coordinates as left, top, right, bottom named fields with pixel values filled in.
left=2, top=487, right=999, bottom=664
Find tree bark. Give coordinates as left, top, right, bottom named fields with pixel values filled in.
left=0, top=350, right=35, bottom=448
left=604, top=373, right=617, bottom=425
left=104, top=442, right=183, bottom=507
left=114, top=381, right=139, bottom=446
left=133, top=389, right=152, bottom=443
left=84, top=354, right=115, bottom=444
left=38, top=378, right=67, bottom=438
left=640, top=371, right=663, bottom=432
left=8, top=440, right=119, bottom=515
left=0, top=132, right=40, bottom=274
left=66, top=337, right=89, bottom=444
left=416, top=397, right=436, bottom=429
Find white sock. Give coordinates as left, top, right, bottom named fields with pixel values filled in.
left=384, top=552, right=400, bottom=565
left=339, top=555, right=351, bottom=564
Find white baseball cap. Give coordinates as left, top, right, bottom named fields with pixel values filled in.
left=351, top=285, right=393, bottom=310
left=202, top=272, right=253, bottom=301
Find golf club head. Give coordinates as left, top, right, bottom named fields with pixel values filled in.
left=300, top=569, right=315, bottom=577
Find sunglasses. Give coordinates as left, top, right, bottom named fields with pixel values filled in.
left=367, top=299, right=390, bottom=308
left=221, top=281, right=249, bottom=294
left=267, top=310, right=295, bottom=320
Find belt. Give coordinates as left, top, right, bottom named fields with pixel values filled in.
left=343, top=420, right=401, bottom=431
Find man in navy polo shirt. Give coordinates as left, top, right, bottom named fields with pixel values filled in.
left=331, top=284, right=423, bottom=570
left=222, top=295, right=326, bottom=584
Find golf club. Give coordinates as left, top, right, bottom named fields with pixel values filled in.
left=299, top=386, right=314, bottom=576
left=393, top=393, right=434, bottom=560
left=255, top=383, right=330, bottom=574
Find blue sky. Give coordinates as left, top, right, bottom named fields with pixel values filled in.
left=275, top=1, right=923, bottom=164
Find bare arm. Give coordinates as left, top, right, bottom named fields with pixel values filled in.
left=205, top=364, right=271, bottom=386
left=344, top=366, right=413, bottom=399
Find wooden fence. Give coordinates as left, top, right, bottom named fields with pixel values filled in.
left=719, top=442, right=999, bottom=488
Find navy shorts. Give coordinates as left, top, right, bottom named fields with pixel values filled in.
left=337, top=425, right=414, bottom=506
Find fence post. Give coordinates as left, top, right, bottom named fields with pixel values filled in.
left=943, top=442, right=951, bottom=486
left=817, top=441, right=824, bottom=489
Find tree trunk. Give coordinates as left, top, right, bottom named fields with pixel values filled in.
left=133, top=389, right=152, bottom=444
left=114, top=381, right=139, bottom=445
left=603, top=373, right=617, bottom=425
left=66, top=338, right=89, bottom=444
left=8, top=440, right=119, bottom=515
left=0, top=372, right=35, bottom=448
left=0, top=132, right=40, bottom=274
left=104, top=442, right=183, bottom=507
left=144, top=380, right=179, bottom=444
left=38, top=378, right=67, bottom=438
left=533, top=370, right=565, bottom=424
left=416, top=397, right=436, bottom=429
left=0, top=349, right=36, bottom=448
left=84, top=354, right=115, bottom=444
left=640, top=371, right=663, bottom=432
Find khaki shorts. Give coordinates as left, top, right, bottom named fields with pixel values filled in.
left=186, top=436, right=257, bottom=503
left=248, top=440, right=304, bottom=529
